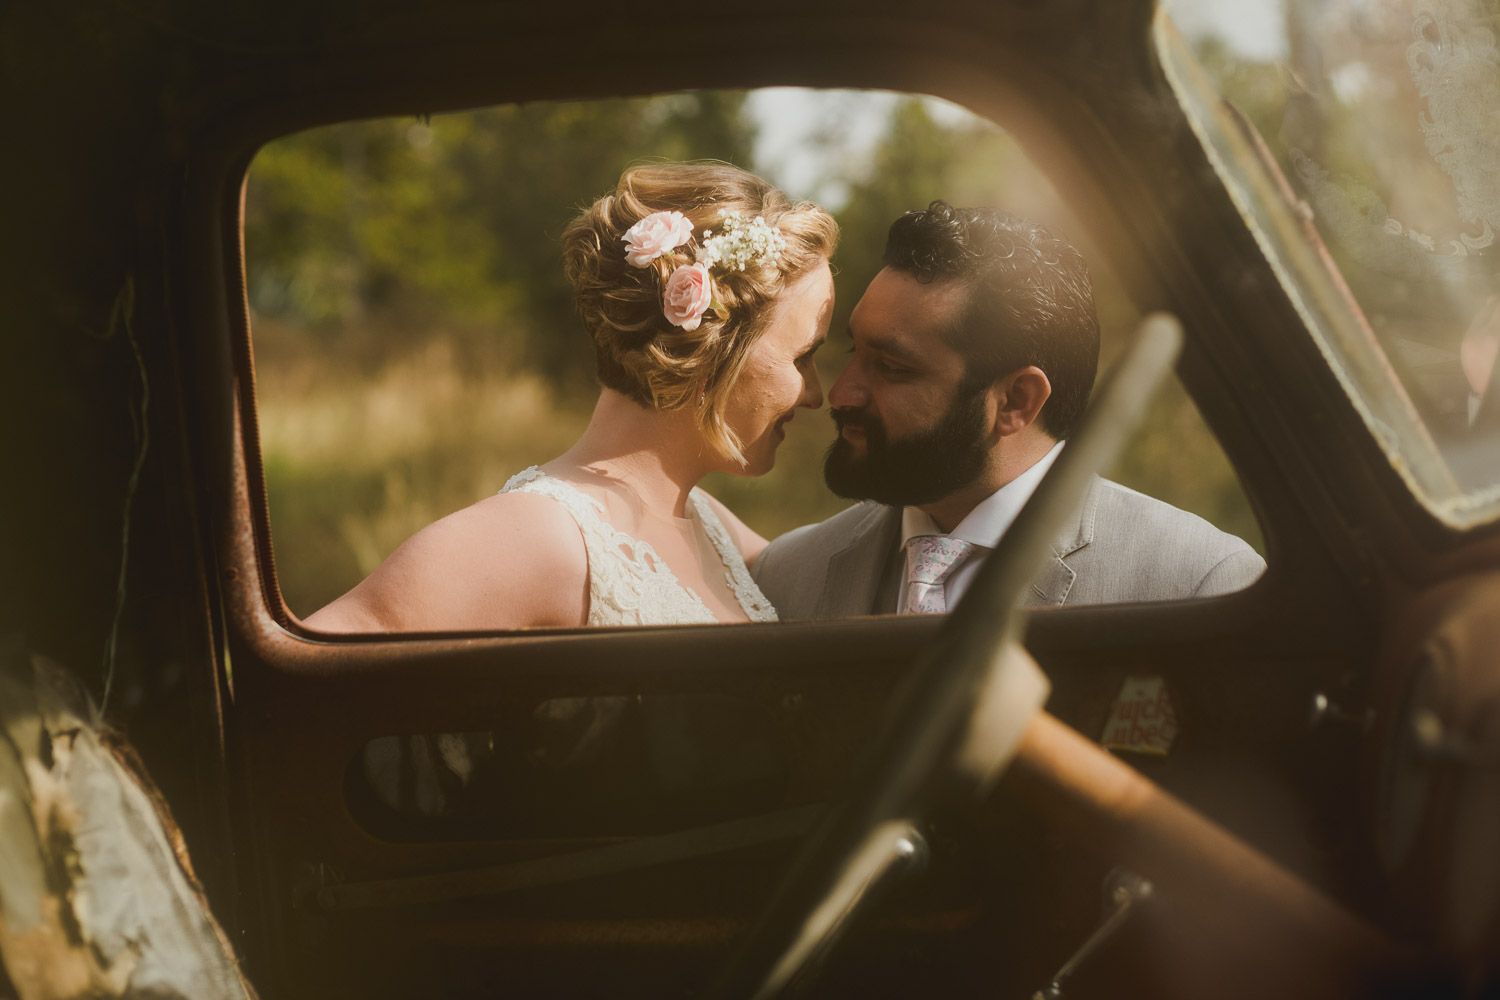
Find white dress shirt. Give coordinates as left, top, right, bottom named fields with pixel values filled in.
left=896, top=441, right=1064, bottom=613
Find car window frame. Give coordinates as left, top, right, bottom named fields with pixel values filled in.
left=176, top=5, right=1328, bottom=733
left=226, top=119, right=1278, bottom=651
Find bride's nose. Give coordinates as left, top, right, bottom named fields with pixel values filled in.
left=798, top=366, right=824, bottom=409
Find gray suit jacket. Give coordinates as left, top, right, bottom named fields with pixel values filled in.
left=753, top=477, right=1265, bottom=619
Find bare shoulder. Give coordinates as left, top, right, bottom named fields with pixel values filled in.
left=303, top=491, right=589, bottom=633
left=696, top=489, right=769, bottom=565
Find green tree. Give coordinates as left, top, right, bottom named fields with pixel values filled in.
left=244, top=92, right=756, bottom=384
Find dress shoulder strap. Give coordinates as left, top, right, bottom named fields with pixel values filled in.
left=688, top=490, right=779, bottom=622
left=499, top=467, right=717, bottom=626
left=500, top=466, right=609, bottom=528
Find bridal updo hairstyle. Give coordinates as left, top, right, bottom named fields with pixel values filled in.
left=563, top=163, right=838, bottom=464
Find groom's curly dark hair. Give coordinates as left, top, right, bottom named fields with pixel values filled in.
left=883, top=201, right=1099, bottom=440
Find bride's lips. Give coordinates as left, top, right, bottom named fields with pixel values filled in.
left=773, top=414, right=793, bottom=440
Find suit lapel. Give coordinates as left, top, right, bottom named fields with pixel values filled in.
left=810, top=479, right=1102, bottom=613
left=1028, top=477, right=1100, bottom=606
left=820, top=504, right=902, bottom=617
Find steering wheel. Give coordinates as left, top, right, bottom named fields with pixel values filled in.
left=709, top=315, right=1392, bottom=1000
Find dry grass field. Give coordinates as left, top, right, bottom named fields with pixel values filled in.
left=255, top=312, right=1261, bottom=616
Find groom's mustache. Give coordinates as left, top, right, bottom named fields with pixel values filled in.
left=829, top=406, right=888, bottom=450
left=830, top=406, right=875, bottom=431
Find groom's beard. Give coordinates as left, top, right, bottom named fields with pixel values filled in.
left=823, top=382, right=990, bottom=507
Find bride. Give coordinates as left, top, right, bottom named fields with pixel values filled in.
left=306, top=163, right=838, bottom=631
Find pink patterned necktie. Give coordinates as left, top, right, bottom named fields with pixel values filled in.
left=902, top=535, right=975, bottom=614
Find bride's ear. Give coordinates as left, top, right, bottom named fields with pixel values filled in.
left=990, top=366, right=1051, bottom=438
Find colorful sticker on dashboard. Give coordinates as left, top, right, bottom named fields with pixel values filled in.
left=1101, top=676, right=1178, bottom=755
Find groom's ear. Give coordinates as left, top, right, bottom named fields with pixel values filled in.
left=989, top=366, right=1052, bottom=439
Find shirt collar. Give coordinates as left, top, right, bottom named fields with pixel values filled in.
left=899, top=440, right=1065, bottom=550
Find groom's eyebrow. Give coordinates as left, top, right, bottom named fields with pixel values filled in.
left=845, top=325, right=921, bottom=365
left=863, top=333, right=920, bottom=364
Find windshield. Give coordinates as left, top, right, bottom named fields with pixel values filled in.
left=1161, top=0, right=1500, bottom=528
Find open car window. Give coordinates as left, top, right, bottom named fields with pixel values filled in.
left=1161, top=0, right=1500, bottom=528
left=244, top=87, right=1264, bottom=627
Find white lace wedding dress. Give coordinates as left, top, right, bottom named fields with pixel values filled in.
left=499, top=466, right=778, bottom=625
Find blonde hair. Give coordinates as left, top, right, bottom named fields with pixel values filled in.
left=563, top=163, right=839, bottom=463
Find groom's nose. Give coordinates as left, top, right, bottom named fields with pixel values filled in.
left=828, top=362, right=868, bottom=411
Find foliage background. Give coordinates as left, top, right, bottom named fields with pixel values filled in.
left=244, top=90, right=1260, bottom=616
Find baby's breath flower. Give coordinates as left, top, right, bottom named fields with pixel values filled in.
left=699, top=211, right=786, bottom=273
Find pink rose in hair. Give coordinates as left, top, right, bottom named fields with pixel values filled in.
left=622, top=211, right=695, bottom=267
left=663, top=262, right=713, bottom=331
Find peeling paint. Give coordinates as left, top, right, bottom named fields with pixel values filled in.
left=0, top=654, right=255, bottom=999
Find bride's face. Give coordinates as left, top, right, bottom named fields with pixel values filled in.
left=719, top=261, right=835, bottom=476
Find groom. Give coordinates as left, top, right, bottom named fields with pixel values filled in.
left=753, top=202, right=1264, bottom=619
